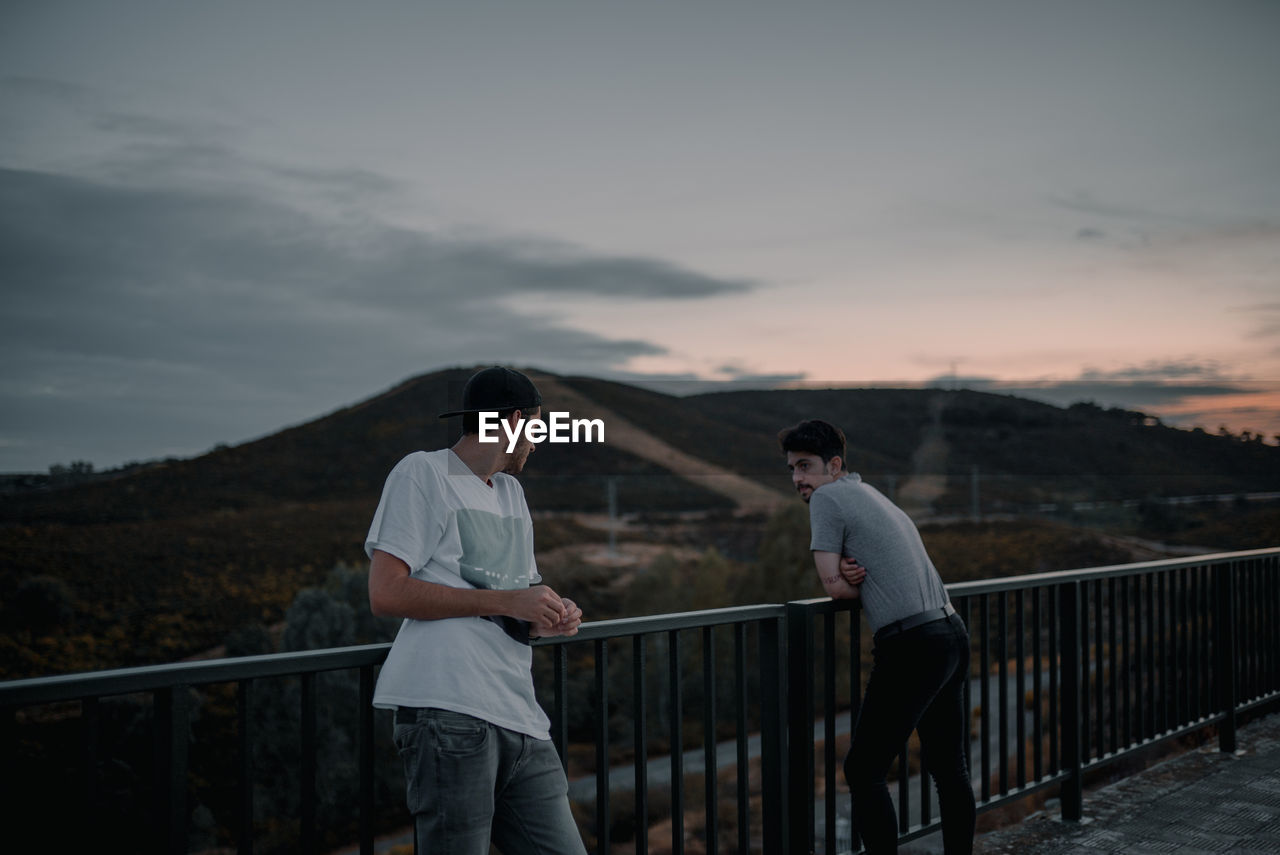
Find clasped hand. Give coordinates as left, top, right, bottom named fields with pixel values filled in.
left=840, top=557, right=867, bottom=587
left=508, top=585, right=583, bottom=637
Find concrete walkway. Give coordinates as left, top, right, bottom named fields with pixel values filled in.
left=978, top=711, right=1280, bottom=854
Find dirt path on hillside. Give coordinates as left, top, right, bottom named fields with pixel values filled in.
left=530, top=374, right=790, bottom=513
left=895, top=392, right=951, bottom=517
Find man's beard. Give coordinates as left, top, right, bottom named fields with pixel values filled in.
left=503, top=447, right=531, bottom=475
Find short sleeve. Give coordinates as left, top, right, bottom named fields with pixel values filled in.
left=365, top=455, right=447, bottom=572
left=808, top=489, right=846, bottom=555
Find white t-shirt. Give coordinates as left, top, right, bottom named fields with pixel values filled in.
left=365, top=449, right=550, bottom=738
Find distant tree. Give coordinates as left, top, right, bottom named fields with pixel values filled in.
left=322, top=563, right=399, bottom=644
left=7, top=574, right=75, bottom=635
left=281, top=589, right=355, bottom=652
left=47, top=460, right=95, bottom=484
left=750, top=502, right=822, bottom=603
left=223, top=623, right=274, bottom=657
left=245, top=574, right=403, bottom=854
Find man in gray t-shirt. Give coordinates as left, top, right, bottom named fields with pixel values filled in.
left=808, top=472, right=951, bottom=634
left=781, top=419, right=976, bottom=855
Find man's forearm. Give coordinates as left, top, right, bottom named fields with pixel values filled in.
left=813, top=550, right=861, bottom=600
left=371, top=576, right=511, bottom=621
left=819, top=571, right=861, bottom=600
left=368, top=550, right=566, bottom=627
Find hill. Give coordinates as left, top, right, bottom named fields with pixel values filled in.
left=2, top=367, right=1278, bottom=678
left=560, top=377, right=1280, bottom=509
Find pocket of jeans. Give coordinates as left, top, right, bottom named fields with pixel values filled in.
left=393, top=718, right=424, bottom=755
left=429, top=710, right=490, bottom=756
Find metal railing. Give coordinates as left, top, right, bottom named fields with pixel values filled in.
left=2, top=548, right=1277, bottom=854
left=786, top=547, right=1280, bottom=854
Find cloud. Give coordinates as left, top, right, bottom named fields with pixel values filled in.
left=1233, top=303, right=1280, bottom=342
left=919, top=362, right=1280, bottom=438
left=0, top=75, right=92, bottom=106
left=1050, top=192, right=1176, bottom=225
left=1076, top=360, right=1230, bottom=384
left=0, top=158, right=750, bottom=470
left=0, top=78, right=759, bottom=469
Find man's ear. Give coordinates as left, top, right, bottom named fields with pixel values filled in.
left=828, top=455, right=843, bottom=476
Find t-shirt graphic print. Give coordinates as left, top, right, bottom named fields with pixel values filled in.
left=455, top=508, right=534, bottom=591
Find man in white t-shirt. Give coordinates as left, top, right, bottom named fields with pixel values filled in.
left=367, top=366, right=587, bottom=854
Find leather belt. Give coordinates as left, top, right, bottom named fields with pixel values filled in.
left=874, top=603, right=957, bottom=643
left=395, top=707, right=423, bottom=725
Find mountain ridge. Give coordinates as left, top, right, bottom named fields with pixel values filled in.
left=4, top=366, right=1279, bottom=524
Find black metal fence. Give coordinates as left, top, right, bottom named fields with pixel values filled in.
left=2, top=548, right=1277, bottom=854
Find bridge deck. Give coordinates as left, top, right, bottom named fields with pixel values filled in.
left=975, top=711, right=1280, bottom=854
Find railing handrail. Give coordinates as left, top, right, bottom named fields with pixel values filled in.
left=946, top=546, right=1280, bottom=595
left=3, top=547, right=1276, bottom=708
left=0, top=643, right=395, bottom=706
left=0, top=605, right=792, bottom=707
left=533, top=602, right=787, bottom=644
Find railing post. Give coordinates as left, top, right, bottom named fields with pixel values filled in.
left=359, top=666, right=375, bottom=855
left=238, top=680, right=255, bottom=855
left=2, top=706, right=17, bottom=841
left=154, top=685, right=189, bottom=854
left=758, top=616, right=787, bottom=854
left=1214, top=563, right=1237, bottom=753
left=786, top=602, right=814, bottom=855
left=83, top=696, right=100, bottom=827
left=553, top=644, right=568, bottom=771
left=633, top=635, right=649, bottom=855
left=1059, top=581, right=1083, bottom=821
left=702, top=626, right=718, bottom=855
left=301, top=672, right=317, bottom=854
left=595, top=639, right=610, bottom=855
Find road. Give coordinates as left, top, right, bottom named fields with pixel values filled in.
left=567, top=670, right=1039, bottom=806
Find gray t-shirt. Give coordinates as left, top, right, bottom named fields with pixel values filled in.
left=808, top=473, right=950, bottom=633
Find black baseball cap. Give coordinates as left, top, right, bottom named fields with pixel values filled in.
left=438, top=367, right=542, bottom=418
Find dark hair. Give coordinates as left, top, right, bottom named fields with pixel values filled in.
left=462, top=406, right=537, bottom=436
left=777, top=419, right=846, bottom=465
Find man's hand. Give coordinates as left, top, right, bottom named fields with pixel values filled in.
left=839, top=557, right=867, bottom=587
left=504, top=585, right=568, bottom=630
left=533, top=597, right=583, bottom=638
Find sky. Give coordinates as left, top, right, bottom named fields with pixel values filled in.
left=2, top=0, right=1279, bottom=472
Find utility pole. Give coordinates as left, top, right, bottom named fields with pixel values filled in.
left=971, top=464, right=981, bottom=520
left=607, top=477, right=618, bottom=558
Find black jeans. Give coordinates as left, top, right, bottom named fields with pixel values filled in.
left=844, top=613, right=976, bottom=855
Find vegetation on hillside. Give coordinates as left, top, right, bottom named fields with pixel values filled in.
left=3, top=368, right=1277, bottom=680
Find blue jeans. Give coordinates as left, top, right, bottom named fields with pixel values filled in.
left=844, top=613, right=976, bottom=855
left=394, top=708, right=588, bottom=855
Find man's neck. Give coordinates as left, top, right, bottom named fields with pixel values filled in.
left=451, top=436, right=502, bottom=483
